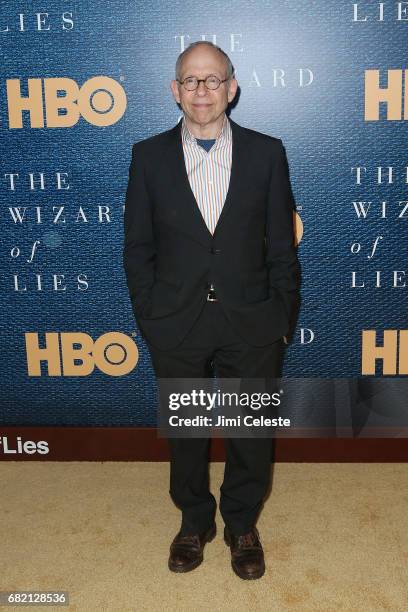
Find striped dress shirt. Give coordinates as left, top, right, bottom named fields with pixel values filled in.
left=181, top=113, right=232, bottom=235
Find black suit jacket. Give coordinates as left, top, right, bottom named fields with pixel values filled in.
left=123, top=116, right=301, bottom=350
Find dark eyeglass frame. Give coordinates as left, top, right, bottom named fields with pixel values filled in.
left=176, top=75, right=230, bottom=91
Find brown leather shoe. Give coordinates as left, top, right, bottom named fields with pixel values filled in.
left=224, top=526, right=265, bottom=579
left=168, top=523, right=216, bottom=573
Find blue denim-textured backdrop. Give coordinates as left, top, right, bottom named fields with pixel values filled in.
left=1, top=1, right=406, bottom=425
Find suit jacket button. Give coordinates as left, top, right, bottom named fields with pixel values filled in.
left=210, top=248, right=221, bottom=255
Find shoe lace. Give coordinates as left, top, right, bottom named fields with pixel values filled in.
left=178, top=534, right=199, bottom=543
left=174, top=533, right=200, bottom=550
left=237, top=530, right=260, bottom=549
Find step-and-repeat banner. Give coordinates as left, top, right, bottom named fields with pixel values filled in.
left=1, top=2, right=407, bottom=440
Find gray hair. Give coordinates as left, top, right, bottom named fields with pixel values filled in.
left=175, top=41, right=235, bottom=81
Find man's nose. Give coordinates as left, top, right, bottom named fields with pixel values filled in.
left=196, top=81, right=208, bottom=95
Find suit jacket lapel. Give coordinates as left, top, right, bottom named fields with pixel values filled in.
left=164, top=116, right=248, bottom=247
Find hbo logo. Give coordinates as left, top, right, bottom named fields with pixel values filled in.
left=25, top=332, right=138, bottom=376
left=7, top=76, right=127, bottom=128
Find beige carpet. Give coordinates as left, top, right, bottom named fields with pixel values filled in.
left=0, top=462, right=407, bottom=611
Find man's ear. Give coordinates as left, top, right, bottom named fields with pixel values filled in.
left=170, top=80, right=180, bottom=104
left=227, top=77, right=238, bottom=103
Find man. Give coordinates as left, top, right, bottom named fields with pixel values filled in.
left=123, top=41, right=301, bottom=580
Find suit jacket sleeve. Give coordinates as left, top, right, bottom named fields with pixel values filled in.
left=123, top=142, right=156, bottom=318
left=265, top=139, right=301, bottom=338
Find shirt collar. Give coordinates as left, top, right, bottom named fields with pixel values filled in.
left=181, top=113, right=231, bottom=150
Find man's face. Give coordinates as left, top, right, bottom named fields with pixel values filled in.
left=171, top=46, right=238, bottom=127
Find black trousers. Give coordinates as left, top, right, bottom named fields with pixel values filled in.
left=146, top=299, right=285, bottom=536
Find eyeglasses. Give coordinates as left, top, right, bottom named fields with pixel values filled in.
left=176, top=75, right=229, bottom=91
